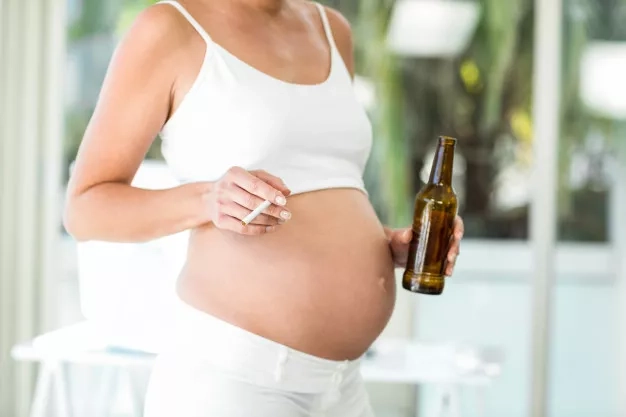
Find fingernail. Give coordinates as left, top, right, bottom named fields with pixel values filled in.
left=276, top=195, right=287, bottom=206
left=280, top=210, right=291, bottom=220
left=266, top=226, right=276, bottom=232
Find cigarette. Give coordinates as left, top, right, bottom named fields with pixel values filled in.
left=241, top=200, right=272, bottom=226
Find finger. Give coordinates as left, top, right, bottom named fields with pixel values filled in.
left=447, top=238, right=461, bottom=257
left=251, top=170, right=291, bottom=196
left=445, top=262, right=455, bottom=277
left=445, top=252, right=457, bottom=276
left=388, top=228, right=412, bottom=244
left=227, top=184, right=291, bottom=220
left=453, top=215, right=465, bottom=239
left=215, top=214, right=276, bottom=235
left=445, top=243, right=460, bottom=276
left=221, top=203, right=281, bottom=226
left=228, top=167, right=287, bottom=206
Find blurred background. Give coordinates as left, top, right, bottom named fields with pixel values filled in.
left=1, top=0, right=626, bottom=416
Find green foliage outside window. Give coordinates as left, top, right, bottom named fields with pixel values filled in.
left=65, top=0, right=626, bottom=240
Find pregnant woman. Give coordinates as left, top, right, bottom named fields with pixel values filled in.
left=64, top=0, right=464, bottom=415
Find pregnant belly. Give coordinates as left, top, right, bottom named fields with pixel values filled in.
left=178, top=188, right=397, bottom=360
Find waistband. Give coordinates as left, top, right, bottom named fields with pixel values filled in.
left=164, top=296, right=363, bottom=393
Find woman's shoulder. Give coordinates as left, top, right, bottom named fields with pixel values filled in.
left=102, top=3, right=205, bottom=94
left=128, top=4, right=200, bottom=48
left=113, top=3, right=202, bottom=68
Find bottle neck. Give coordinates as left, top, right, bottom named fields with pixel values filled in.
left=428, top=141, right=455, bottom=186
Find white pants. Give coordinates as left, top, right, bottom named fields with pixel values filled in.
left=143, top=297, right=376, bottom=417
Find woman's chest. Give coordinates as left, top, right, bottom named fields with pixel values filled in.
left=161, top=83, right=372, bottom=180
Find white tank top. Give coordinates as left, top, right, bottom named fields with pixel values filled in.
left=157, top=1, right=372, bottom=195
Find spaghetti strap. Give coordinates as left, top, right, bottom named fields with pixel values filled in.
left=314, top=3, right=337, bottom=50
left=157, top=1, right=212, bottom=45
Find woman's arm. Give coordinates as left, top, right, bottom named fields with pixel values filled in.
left=64, top=6, right=290, bottom=243
left=63, top=6, right=206, bottom=243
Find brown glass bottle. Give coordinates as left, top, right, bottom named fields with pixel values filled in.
left=403, top=136, right=458, bottom=295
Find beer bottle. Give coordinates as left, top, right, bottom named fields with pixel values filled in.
left=403, top=136, right=458, bottom=295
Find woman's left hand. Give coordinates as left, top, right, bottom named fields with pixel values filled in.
left=386, top=215, right=465, bottom=276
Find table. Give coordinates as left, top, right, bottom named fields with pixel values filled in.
left=362, top=339, right=503, bottom=417
left=11, top=322, right=502, bottom=417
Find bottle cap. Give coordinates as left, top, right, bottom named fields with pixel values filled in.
left=439, top=136, right=457, bottom=145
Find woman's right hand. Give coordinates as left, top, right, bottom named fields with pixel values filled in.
left=207, top=167, right=292, bottom=235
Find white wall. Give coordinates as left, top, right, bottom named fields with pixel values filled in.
left=414, top=241, right=620, bottom=417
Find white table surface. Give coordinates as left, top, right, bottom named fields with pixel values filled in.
left=12, top=321, right=502, bottom=386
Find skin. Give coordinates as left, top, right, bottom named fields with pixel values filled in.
left=64, top=0, right=463, bottom=359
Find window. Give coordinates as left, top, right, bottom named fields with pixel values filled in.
left=64, top=0, right=160, bottom=185
left=343, top=0, right=537, bottom=239
left=557, top=0, right=626, bottom=242
left=335, top=0, right=619, bottom=243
